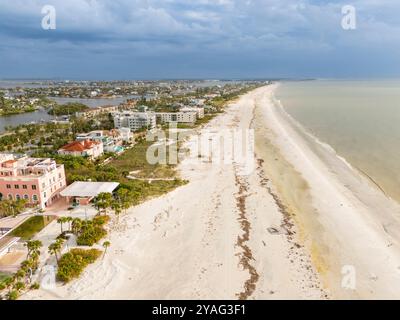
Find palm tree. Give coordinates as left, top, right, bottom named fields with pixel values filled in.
left=65, top=216, right=73, bottom=232
left=25, top=240, right=42, bottom=260
left=15, top=270, right=26, bottom=284
left=116, top=188, right=131, bottom=214
left=57, top=217, right=68, bottom=233
left=48, top=239, right=64, bottom=265
left=20, top=259, right=34, bottom=283
left=102, top=241, right=111, bottom=259
left=3, top=277, right=14, bottom=295
left=13, top=281, right=25, bottom=293
left=111, top=200, right=122, bottom=223
left=94, top=192, right=113, bottom=215
left=29, top=251, right=40, bottom=270
left=71, top=218, right=82, bottom=235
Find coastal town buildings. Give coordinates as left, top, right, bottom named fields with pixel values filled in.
left=156, top=111, right=198, bottom=124
left=76, top=129, right=129, bottom=153
left=113, top=111, right=156, bottom=131
left=0, top=154, right=66, bottom=209
left=75, top=105, right=119, bottom=118
left=58, top=139, right=104, bottom=159
left=117, top=127, right=133, bottom=142
left=179, top=106, right=205, bottom=119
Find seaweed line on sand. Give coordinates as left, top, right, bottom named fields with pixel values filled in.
left=234, top=169, right=259, bottom=300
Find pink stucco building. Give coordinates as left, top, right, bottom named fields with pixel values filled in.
left=0, top=154, right=66, bottom=209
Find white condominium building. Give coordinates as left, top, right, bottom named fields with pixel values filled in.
left=179, top=107, right=205, bottom=119
left=156, top=111, right=197, bottom=124
left=113, top=111, right=156, bottom=131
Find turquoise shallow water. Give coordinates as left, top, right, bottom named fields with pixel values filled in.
left=275, top=80, right=400, bottom=203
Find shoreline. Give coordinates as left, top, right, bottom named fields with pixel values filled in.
left=255, top=84, right=400, bottom=298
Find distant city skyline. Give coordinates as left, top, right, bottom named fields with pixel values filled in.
left=1, top=0, right=400, bottom=79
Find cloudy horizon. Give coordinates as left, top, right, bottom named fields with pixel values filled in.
left=1, top=0, right=400, bottom=80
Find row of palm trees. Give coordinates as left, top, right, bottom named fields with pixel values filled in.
left=0, top=240, right=42, bottom=300
left=94, top=190, right=132, bottom=221
left=1, top=191, right=128, bottom=299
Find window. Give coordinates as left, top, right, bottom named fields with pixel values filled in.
left=44, top=192, right=46, bottom=198
left=22, top=185, right=27, bottom=189
left=24, top=194, right=29, bottom=200
left=16, top=194, right=21, bottom=200
left=32, top=195, right=38, bottom=201
left=6, top=184, right=11, bottom=189
left=8, top=194, right=13, bottom=200
left=32, top=185, right=37, bottom=190
left=14, top=185, right=19, bottom=189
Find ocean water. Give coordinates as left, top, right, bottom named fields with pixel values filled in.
left=275, top=80, right=400, bottom=203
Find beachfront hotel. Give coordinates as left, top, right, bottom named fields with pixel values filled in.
left=113, top=111, right=156, bottom=131
left=0, top=154, right=66, bottom=209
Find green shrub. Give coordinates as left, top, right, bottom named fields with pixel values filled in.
left=76, top=225, right=106, bottom=247
left=30, top=282, right=40, bottom=290
left=74, top=215, right=109, bottom=246
left=93, top=215, right=110, bottom=226
left=7, top=290, right=19, bottom=300
left=57, top=248, right=101, bottom=283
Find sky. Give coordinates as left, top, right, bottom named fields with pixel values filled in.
left=0, top=0, right=400, bottom=80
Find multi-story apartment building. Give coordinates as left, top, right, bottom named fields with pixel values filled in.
left=179, top=107, right=205, bottom=119
left=0, top=154, right=66, bottom=209
left=113, top=111, right=156, bottom=131
left=156, top=111, right=198, bottom=124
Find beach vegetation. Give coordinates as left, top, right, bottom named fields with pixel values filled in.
left=0, top=241, right=43, bottom=300
left=102, top=241, right=111, bottom=258
left=56, top=248, right=102, bottom=283
left=75, top=215, right=109, bottom=246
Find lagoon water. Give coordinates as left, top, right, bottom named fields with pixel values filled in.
left=276, top=80, right=400, bottom=203
left=0, top=96, right=136, bottom=132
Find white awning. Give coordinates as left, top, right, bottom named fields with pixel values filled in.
left=60, top=181, right=119, bottom=198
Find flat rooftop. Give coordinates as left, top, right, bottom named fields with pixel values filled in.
left=60, top=181, right=119, bottom=198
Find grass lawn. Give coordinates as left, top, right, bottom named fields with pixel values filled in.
left=10, top=215, right=56, bottom=240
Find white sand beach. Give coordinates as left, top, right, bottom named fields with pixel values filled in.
left=23, top=85, right=400, bottom=300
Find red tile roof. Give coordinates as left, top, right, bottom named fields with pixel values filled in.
left=59, top=140, right=100, bottom=152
